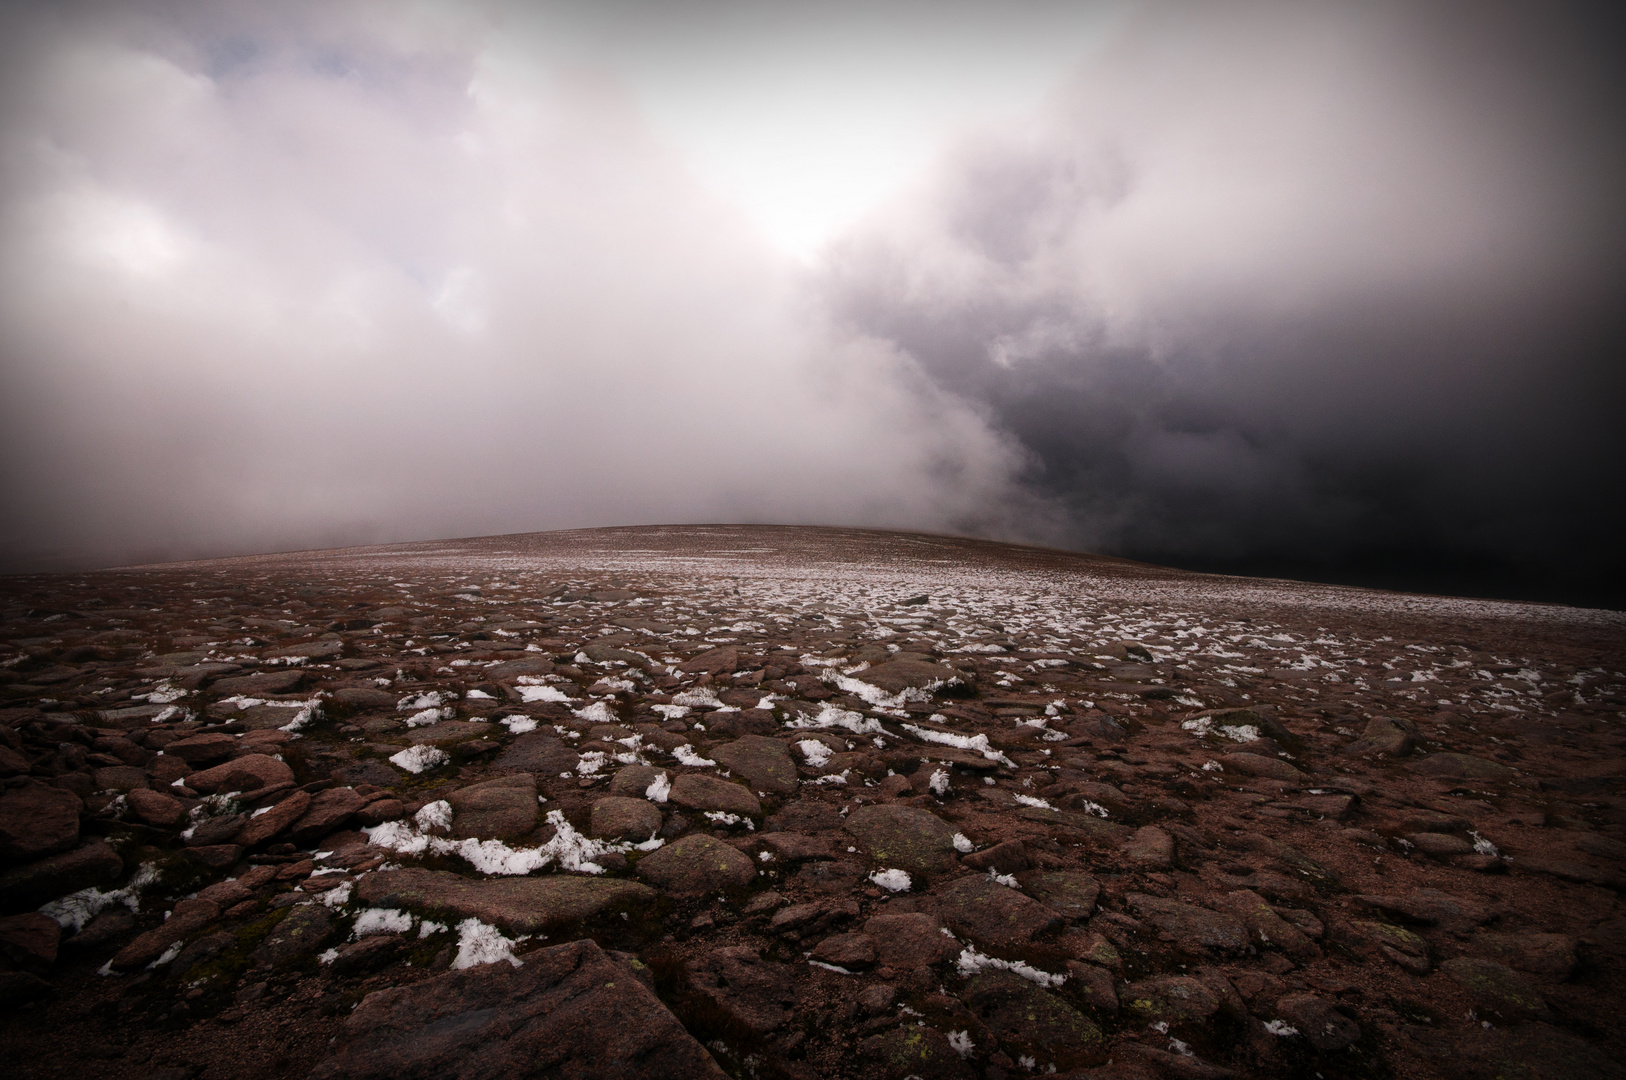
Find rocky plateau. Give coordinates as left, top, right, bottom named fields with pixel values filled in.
left=0, top=524, right=1622, bottom=1080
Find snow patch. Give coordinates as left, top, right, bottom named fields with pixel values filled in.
left=955, top=945, right=1066, bottom=988
left=453, top=918, right=524, bottom=969
left=869, top=868, right=912, bottom=892
left=390, top=745, right=449, bottom=774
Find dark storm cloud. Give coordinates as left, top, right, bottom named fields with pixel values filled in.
left=820, top=1, right=1626, bottom=601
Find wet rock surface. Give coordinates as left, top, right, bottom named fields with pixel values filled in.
left=0, top=523, right=1620, bottom=1079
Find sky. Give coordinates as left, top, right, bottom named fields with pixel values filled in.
left=1, top=0, right=1622, bottom=604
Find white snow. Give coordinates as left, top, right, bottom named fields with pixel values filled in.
left=645, top=772, right=672, bottom=803
left=390, top=744, right=449, bottom=773
left=784, top=703, right=885, bottom=736
left=320, top=881, right=353, bottom=907
left=948, top=1030, right=975, bottom=1058
left=397, top=692, right=446, bottom=711
left=499, top=715, right=538, bottom=734
left=572, top=701, right=619, bottom=724
left=41, top=863, right=161, bottom=933
left=952, top=833, right=975, bottom=853
left=797, top=740, right=834, bottom=768
left=353, top=908, right=413, bottom=937
left=1263, top=1020, right=1300, bottom=1037
left=672, top=744, right=716, bottom=767
left=651, top=704, right=691, bottom=720
left=928, top=769, right=951, bottom=796
left=517, top=684, right=574, bottom=704
left=704, top=811, right=752, bottom=830
left=987, top=869, right=1020, bottom=887
left=900, top=724, right=1014, bottom=766
left=671, top=688, right=724, bottom=709
left=955, top=945, right=1066, bottom=988
left=364, top=809, right=651, bottom=876
left=453, top=918, right=524, bottom=969
left=869, top=868, right=912, bottom=892
left=1013, top=794, right=1052, bottom=809
left=404, top=707, right=451, bottom=728
left=1181, top=716, right=1260, bottom=742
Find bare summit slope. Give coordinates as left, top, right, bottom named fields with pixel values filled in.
left=1, top=525, right=1623, bottom=1080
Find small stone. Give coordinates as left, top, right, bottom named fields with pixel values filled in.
left=1219, top=753, right=1304, bottom=782
left=286, top=786, right=368, bottom=846
left=1408, top=832, right=1474, bottom=857
left=810, top=932, right=876, bottom=970
left=960, top=839, right=1030, bottom=875
left=590, top=797, right=662, bottom=841
left=607, top=765, right=667, bottom=798
left=330, top=935, right=401, bottom=976
left=710, top=735, right=799, bottom=795
left=963, top=970, right=1103, bottom=1069
left=1122, top=825, right=1174, bottom=869
left=125, top=788, right=185, bottom=828
left=163, top=734, right=238, bottom=764
left=668, top=774, right=762, bottom=818
left=234, top=790, right=311, bottom=848
left=1064, top=961, right=1118, bottom=1014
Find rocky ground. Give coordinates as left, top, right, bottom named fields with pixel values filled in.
left=0, top=524, right=1623, bottom=1080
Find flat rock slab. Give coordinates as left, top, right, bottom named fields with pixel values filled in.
left=854, top=660, right=961, bottom=694
left=400, top=721, right=493, bottom=746
left=448, top=775, right=538, bottom=840
left=1019, top=871, right=1101, bottom=921
left=0, top=840, right=122, bottom=914
left=185, top=753, right=295, bottom=795
left=355, top=868, right=656, bottom=934
left=312, top=938, right=726, bottom=1080
left=864, top=911, right=961, bottom=969
left=210, top=670, right=307, bottom=696
left=0, top=785, right=82, bottom=863
left=608, top=766, right=668, bottom=798
left=687, top=946, right=797, bottom=1034
left=710, top=735, right=798, bottom=795
left=590, top=796, right=662, bottom=841
left=1127, top=894, right=1249, bottom=954
left=843, top=804, right=960, bottom=879
left=495, top=732, right=580, bottom=775
left=668, top=775, right=761, bottom=818
left=1016, top=806, right=1129, bottom=842
left=1408, top=752, right=1517, bottom=780
left=235, top=790, right=310, bottom=848
left=938, top=875, right=1063, bottom=951
left=634, top=834, right=756, bottom=895
left=964, top=970, right=1103, bottom=1070
left=1219, top=753, right=1304, bottom=781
